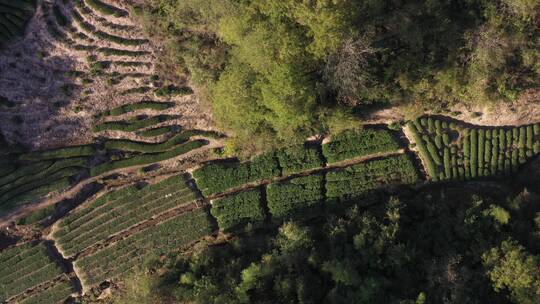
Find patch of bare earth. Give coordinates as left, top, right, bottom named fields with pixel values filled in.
left=0, top=0, right=212, bottom=150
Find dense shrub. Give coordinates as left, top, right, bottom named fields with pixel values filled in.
left=275, top=144, right=325, bottom=175
left=210, top=189, right=265, bottom=232
left=0, top=242, right=65, bottom=301
left=408, top=123, right=438, bottom=181
left=84, top=0, right=128, bottom=17
left=96, top=48, right=150, bottom=57
left=55, top=175, right=197, bottom=256
left=18, top=279, right=75, bottom=304
left=193, top=153, right=280, bottom=196
left=470, top=129, right=478, bottom=178
left=266, top=174, right=324, bottom=222
left=75, top=208, right=213, bottom=287
left=443, top=148, right=451, bottom=179
left=91, top=140, right=207, bottom=176
left=93, top=115, right=177, bottom=132
left=325, top=154, right=419, bottom=202
left=322, top=128, right=400, bottom=163
left=154, top=85, right=193, bottom=97
left=99, top=101, right=174, bottom=117
left=478, top=129, right=485, bottom=176
left=19, top=145, right=95, bottom=161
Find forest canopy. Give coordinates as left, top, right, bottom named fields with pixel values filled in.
left=114, top=182, right=540, bottom=304
left=138, top=0, right=539, bottom=153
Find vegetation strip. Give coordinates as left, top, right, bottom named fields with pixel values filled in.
left=408, top=117, right=540, bottom=181
left=54, top=175, right=197, bottom=257
left=0, top=242, right=65, bottom=302
left=90, top=139, right=209, bottom=177
left=74, top=207, right=213, bottom=287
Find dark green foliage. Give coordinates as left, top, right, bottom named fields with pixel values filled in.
left=90, top=140, right=207, bottom=177
left=0, top=0, right=35, bottom=48
left=136, top=126, right=174, bottom=138
left=99, top=101, right=174, bottom=117
left=408, top=122, right=438, bottom=181
left=75, top=207, right=213, bottom=287
left=154, top=85, right=193, bottom=97
left=166, top=185, right=540, bottom=304
left=408, top=117, right=540, bottom=181
left=322, top=129, right=400, bottom=164
left=19, top=279, right=75, bottom=304
left=193, top=153, right=280, bottom=196
left=211, top=189, right=265, bottom=232
left=443, top=148, right=451, bottom=179
left=266, top=174, right=324, bottom=221
left=96, top=47, right=150, bottom=57
left=18, top=145, right=95, bottom=161
left=84, top=0, right=127, bottom=17
left=491, top=136, right=499, bottom=175
left=325, top=154, right=418, bottom=203
left=0, top=242, right=65, bottom=301
left=275, top=144, right=324, bottom=175
left=484, top=137, right=492, bottom=176
left=425, top=137, right=442, bottom=166
left=478, top=129, right=485, bottom=177
left=470, top=129, right=478, bottom=178
left=55, top=175, right=197, bottom=256
left=93, top=115, right=177, bottom=132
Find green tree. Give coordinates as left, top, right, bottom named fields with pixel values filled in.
left=483, top=239, right=540, bottom=304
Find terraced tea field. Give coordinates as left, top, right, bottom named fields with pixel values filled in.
left=0, top=0, right=223, bottom=220
left=407, top=117, right=540, bottom=182
left=0, top=0, right=539, bottom=302
left=1, top=116, right=540, bottom=302
left=0, top=241, right=73, bottom=303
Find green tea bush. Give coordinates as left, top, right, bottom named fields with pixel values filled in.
left=425, top=137, right=442, bottom=166
left=210, top=189, right=265, bottom=232
left=90, top=140, right=207, bottom=176
left=322, top=128, right=400, bottom=163
left=75, top=208, right=213, bottom=287
left=96, top=47, right=150, bottom=57
left=55, top=175, right=197, bottom=256
left=193, top=153, right=280, bottom=196
left=275, top=144, right=324, bottom=175
left=266, top=174, right=324, bottom=222
left=443, top=148, right=451, bottom=179
left=100, top=102, right=174, bottom=117
left=104, top=132, right=195, bottom=153
left=470, top=129, right=478, bottom=178
left=93, top=115, right=177, bottom=132
left=154, top=85, right=193, bottom=97
left=408, top=122, right=438, bottom=181
left=0, top=242, right=64, bottom=301
left=325, top=154, right=419, bottom=202
left=18, top=145, right=95, bottom=161
left=137, top=126, right=174, bottom=137
left=84, top=0, right=128, bottom=17
left=19, top=279, right=75, bottom=304
left=478, top=129, right=485, bottom=176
